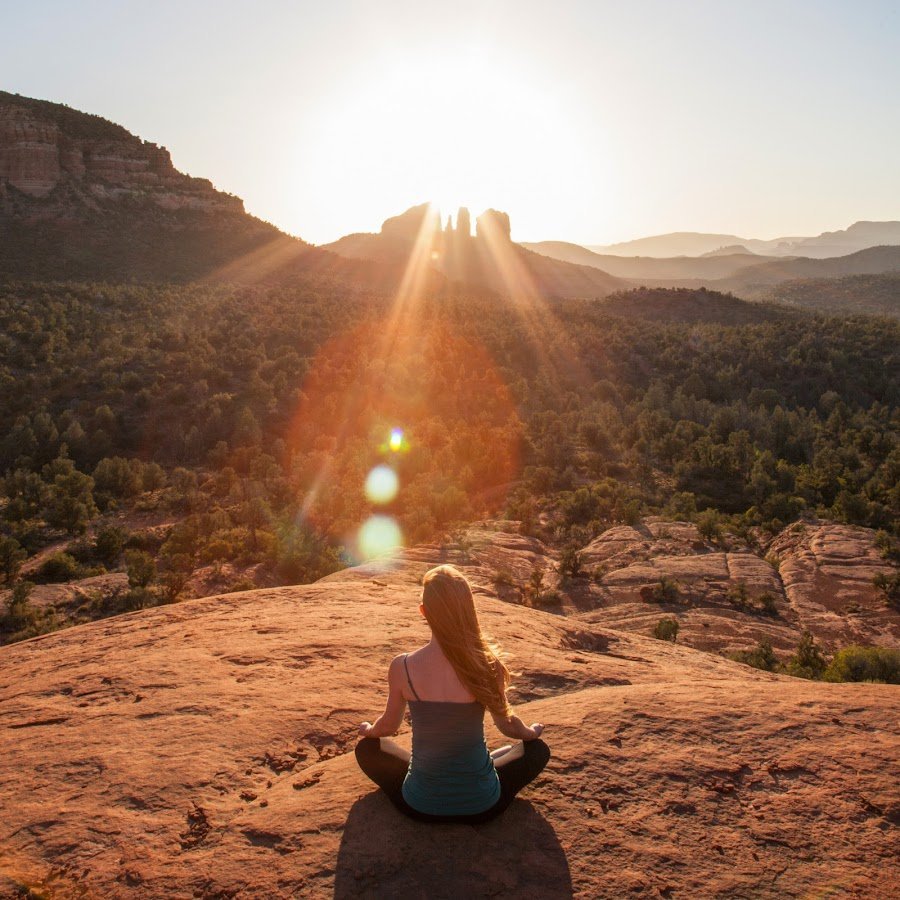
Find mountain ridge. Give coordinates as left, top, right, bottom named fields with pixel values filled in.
left=585, top=221, right=900, bottom=259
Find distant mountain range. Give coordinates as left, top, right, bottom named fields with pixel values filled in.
left=1, top=90, right=897, bottom=316
left=517, top=241, right=766, bottom=280
left=580, top=221, right=900, bottom=259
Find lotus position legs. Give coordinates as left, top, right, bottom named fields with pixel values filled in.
left=356, top=736, right=550, bottom=824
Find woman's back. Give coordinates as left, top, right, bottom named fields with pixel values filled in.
left=354, top=563, right=549, bottom=824
left=402, top=644, right=476, bottom=702
left=401, top=647, right=501, bottom=815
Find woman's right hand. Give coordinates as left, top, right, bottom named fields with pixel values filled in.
left=527, top=723, right=544, bottom=740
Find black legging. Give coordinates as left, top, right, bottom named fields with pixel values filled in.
left=355, top=737, right=551, bottom=824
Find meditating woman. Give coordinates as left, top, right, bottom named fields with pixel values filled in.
left=355, top=564, right=550, bottom=823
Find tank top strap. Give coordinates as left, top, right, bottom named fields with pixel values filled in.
left=403, top=653, right=422, bottom=701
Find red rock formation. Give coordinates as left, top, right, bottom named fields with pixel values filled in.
left=1, top=537, right=897, bottom=898
left=0, top=91, right=242, bottom=215
left=476, top=208, right=512, bottom=242
left=427, top=518, right=898, bottom=658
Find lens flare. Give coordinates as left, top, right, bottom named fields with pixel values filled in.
left=358, top=515, right=403, bottom=560
left=364, top=464, right=399, bottom=505
left=389, top=428, right=404, bottom=452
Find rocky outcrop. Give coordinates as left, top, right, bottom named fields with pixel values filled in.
left=0, top=92, right=352, bottom=282
left=0, top=92, right=242, bottom=214
left=768, top=522, right=900, bottom=647
left=0, top=533, right=897, bottom=898
left=476, top=208, right=512, bottom=242
left=324, top=203, right=626, bottom=299
left=441, top=517, right=898, bottom=657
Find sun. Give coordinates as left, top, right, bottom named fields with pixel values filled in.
left=305, top=47, right=595, bottom=242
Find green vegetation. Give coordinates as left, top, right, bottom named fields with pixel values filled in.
left=732, top=635, right=900, bottom=684
left=729, top=639, right=778, bottom=672
left=558, top=544, right=583, bottom=580
left=651, top=576, right=681, bottom=603
left=0, top=280, right=897, bottom=643
left=786, top=631, right=827, bottom=679
left=652, top=617, right=679, bottom=642
left=0, top=581, right=56, bottom=643
left=768, top=274, right=900, bottom=319
left=823, top=646, right=900, bottom=684
left=728, top=632, right=900, bottom=684
left=873, top=571, right=900, bottom=611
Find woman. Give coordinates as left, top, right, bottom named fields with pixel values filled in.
left=355, top=564, right=550, bottom=824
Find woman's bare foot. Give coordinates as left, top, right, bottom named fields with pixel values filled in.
left=490, top=744, right=513, bottom=761
left=492, top=741, right=525, bottom=767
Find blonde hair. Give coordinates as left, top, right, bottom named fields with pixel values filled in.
left=421, top=564, right=511, bottom=717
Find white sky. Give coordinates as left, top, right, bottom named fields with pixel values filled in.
left=3, top=0, right=899, bottom=245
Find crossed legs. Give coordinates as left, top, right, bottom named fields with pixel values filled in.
left=354, top=736, right=550, bottom=823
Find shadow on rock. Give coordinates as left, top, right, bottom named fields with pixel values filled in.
left=334, top=791, right=572, bottom=898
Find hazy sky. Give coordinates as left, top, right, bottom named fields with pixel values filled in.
left=3, top=0, right=899, bottom=245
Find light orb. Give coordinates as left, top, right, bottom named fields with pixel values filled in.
left=389, top=428, right=404, bottom=452
left=358, top=515, right=403, bottom=560
left=364, top=464, right=399, bottom=505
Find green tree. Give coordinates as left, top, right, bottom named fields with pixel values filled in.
left=559, top=544, right=583, bottom=580
left=730, top=639, right=778, bottom=672
left=42, top=456, right=98, bottom=535
left=0, top=535, right=26, bottom=584
left=125, top=549, right=156, bottom=589
left=94, top=525, right=127, bottom=566
left=787, top=631, right=827, bottom=680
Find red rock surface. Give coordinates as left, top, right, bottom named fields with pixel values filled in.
left=1, top=533, right=898, bottom=898
left=0, top=92, right=242, bottom=215
left=769, top=522, right=900, bottom=647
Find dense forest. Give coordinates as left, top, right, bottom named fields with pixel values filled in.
left=0, top=280, right=897, bottom=645
left=767, top=273, right=900, bottom=319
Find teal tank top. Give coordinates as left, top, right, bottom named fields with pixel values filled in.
left=400, top=655, right=501, bottom=816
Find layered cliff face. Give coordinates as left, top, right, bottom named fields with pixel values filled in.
left=0, top=92, right=342, bottom=282
left=0, top=92, right=242, bottom=216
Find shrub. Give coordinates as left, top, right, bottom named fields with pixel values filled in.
left=696, top=508, right=724, bottom=543
left=823, top=646, right=900, bottom=684
left=124, top=550, right=156, bottom=588
left=726, top=581, right=750, bottom=610
left=651, top=576, right=680, bottom=603
left=653, top=617, right=679, bottom=642
left=559, top=544, right=583, bottom=580
left=730, top=639, right=778, bottom=672
left=1, top=581, right=57, bottom=644
left=757, top=592, right=779, bottom=616
left=492, top=568, right=516, bottom=588
left=92, top=457, right=143, bottom=502
left=786, top=631, right=827, bottom=680
left=35, top=552, right=80, bottom=583
left=226, top=577, right=257, bottom=594
left=872, top=571, right=900, bottom=611
left=533, top=588, right=562, bottom=608
left=525, top=563, right=561, bottom=606
left=94, top=525, right=128, bottom=566
left=0, top=535, right=26, bottom=584
left=451, top=529, right=473, bottom=562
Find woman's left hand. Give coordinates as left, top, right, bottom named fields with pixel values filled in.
left=358, top=721, right=374, bottom=737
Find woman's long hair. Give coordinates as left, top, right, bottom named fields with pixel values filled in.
left=421, top=564, right=511, bottom=717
